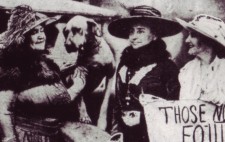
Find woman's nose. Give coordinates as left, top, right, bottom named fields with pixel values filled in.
left=38, top=32, right=45, bottom=39
left=185, top=35, right=191, bottom=43
left=130, top=32, right=138, bottom=40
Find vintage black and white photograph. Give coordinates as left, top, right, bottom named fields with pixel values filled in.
left=0, top=0, right=225, bottom=142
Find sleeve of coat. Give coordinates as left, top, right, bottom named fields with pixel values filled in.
left=162, top=60, right=180, bottom=100
left=111, top=72, right=123, bottom=135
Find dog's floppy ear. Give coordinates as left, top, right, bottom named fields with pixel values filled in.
left=87, top=19, right=102, bottom=37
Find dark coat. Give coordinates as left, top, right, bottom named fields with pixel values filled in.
left=111, top=39, right=180, bottom=142
left=0, top=47, right=71, bottom=118
left=0, top=48, right=58, bottom=91
left=116, top=39, right=180, bottom=109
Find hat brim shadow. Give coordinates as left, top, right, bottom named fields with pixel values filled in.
left=108, top=16, right=183, bottom=39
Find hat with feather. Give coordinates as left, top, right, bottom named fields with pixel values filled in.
left=0, top=5, right=60, bottom=47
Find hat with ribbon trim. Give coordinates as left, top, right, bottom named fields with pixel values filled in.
left=108, top=5, right=182, bottom=39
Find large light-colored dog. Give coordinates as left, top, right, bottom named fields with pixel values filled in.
left=63, top=15, right=115, bottom=130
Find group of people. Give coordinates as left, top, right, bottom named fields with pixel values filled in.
left=109, top=5, right=225, bottom=142
left=0, top=3, right=225, bottom=142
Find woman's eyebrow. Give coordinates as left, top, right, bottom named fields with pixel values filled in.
left=136, top=27, right=145, bottom=30
left=31, top=28, right=38, bottom=34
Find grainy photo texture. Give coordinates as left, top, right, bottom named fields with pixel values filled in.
left=0, top=0, right=225, bottom=142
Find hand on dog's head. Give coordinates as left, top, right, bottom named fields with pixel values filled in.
left=63, top=16, right=102, bottom=53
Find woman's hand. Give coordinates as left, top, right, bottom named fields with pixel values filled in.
left=109, top=132, right=123, bottom=142
left=121, top=110, right=141, bottom=127
left=139, top=93, right=165, bottom=106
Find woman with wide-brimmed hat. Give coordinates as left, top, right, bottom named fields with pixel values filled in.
left=108, top=5, right=182, bottom=142
left=0, top=5, right=71, bottom=142
left=177, top=14, right=225, bottom=104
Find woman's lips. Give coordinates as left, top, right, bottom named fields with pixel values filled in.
left=36, top=40, right=45, bottom=44
left=187, top=43, right=194, bottom=48
left=131, top=42, right=141, bottom=45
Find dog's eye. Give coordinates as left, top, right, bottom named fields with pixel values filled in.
left=79, top=29, right=83, bottom=35
left=63, top=28, right=68, bottom=38
left=71, top=27, right=81, bottom=35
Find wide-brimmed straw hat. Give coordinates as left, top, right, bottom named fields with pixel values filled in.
left=108, top=5, right=183, bottom=39
left=176, top=14, right=225, bottom=47
left=0, top=5, right=60, bottom=47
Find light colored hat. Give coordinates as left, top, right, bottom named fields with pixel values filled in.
left=0, top=5, right=60, bottom=47
left=176, top=14, right=225, bottom=47
left=108, top=5, right=182, bottom=39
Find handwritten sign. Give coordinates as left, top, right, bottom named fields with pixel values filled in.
left=141, top=98, right=225, bottom=142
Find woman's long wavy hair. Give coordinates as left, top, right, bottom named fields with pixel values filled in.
left=196, top=31, right=225, bottom=58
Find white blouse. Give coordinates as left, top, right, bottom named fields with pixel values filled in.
left=179, top=56, right=225, bottom=105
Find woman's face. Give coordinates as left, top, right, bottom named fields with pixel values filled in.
left=185, top=31, right=206, bottom=56
left=129, top=24, right=156, bottom=49
left=29, top=25, right=46, bottom=50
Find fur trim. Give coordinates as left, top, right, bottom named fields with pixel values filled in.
left=119, top=39, right=170, bottom=70
left=0, top=66, right=21, bottom=91
left=0, top=49, right=61, bottom=92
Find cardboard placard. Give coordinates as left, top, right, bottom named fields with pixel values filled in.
left=141, top=97, right=225, bottom=142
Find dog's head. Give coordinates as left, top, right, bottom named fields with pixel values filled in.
left=63, top=15, right=101, bottom=53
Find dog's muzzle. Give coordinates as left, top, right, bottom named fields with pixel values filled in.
left=65, top=43, right=78, bottom=53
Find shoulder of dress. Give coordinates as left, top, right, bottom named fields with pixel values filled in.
left=181, top=59, right=198, bottom=69
left=40, top=56, right=60, bottom=72
left=217, top=58, right=225, bottom=63
left=214, top=58, right=225, bottom=70
left=0, top=65, right=21, bottom=91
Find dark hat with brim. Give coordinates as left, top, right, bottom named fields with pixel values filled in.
left=108, top=5, right=183, bottom=39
